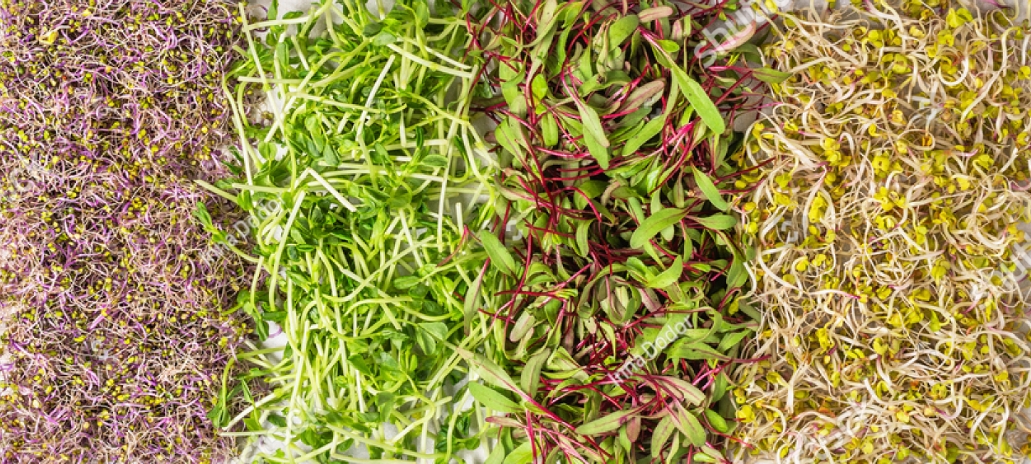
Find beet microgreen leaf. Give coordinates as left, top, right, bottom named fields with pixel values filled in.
left=630, top=208, right=688, bottom=249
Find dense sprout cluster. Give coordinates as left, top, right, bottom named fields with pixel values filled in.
left=733, top=2, right=1031, bottom=463
left=0, top=0, right=253, bottom=462
left=0, top=0, right=237, bottom=174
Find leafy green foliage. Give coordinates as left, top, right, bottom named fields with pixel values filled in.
left=211, top=0, right=500, bottom=461
left=470, top=0, right=768, bottom=461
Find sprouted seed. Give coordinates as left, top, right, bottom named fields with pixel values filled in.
left=733, top=2, right=1031, bottom=463
left=0, top=0, right=254, bottom=462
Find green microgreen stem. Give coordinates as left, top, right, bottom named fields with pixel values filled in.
left=214, top=1, right=500, bottom=461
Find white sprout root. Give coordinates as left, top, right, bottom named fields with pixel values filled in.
left=731, top=2, right=1031, bottom=463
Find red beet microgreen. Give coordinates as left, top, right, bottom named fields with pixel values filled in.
left=467, top=1, right=773, bottom=462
